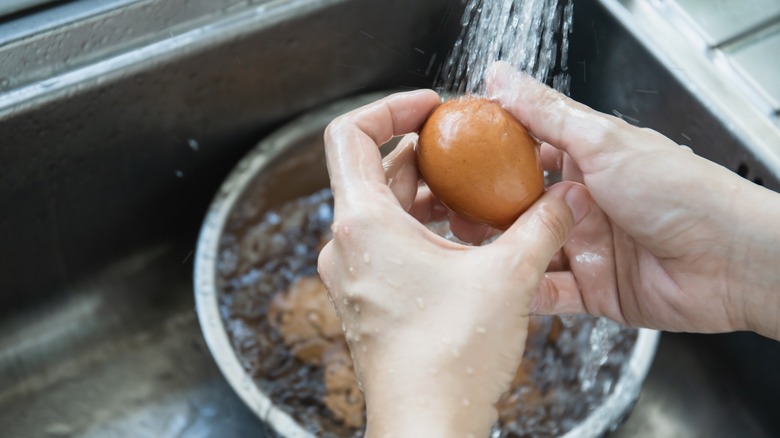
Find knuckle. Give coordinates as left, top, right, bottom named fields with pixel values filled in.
left=588, top=117, right=623, bottom=148
left=331, top=208, right=378, bottom=246
left=537, top=208, right=571, bottom=246
left=317, top=242, right=334, bottom=276
left=339, top=209, right=375, bottom=230
left=534, top=276, right=559, bottom=314
left=324, top=116, right=350, bottom=143
left=536, top=89, right=568, bottom=129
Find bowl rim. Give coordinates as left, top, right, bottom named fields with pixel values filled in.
left=193, top=91, right=660, bottom=438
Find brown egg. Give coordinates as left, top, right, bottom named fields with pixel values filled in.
left=417, top=96, right=544, bottom=229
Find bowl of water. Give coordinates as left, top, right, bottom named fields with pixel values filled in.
left=194, top=91, right=660, bottom=437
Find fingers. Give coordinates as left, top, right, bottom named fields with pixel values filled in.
left=383, top=134, right=420, bottom=211
left=540, top=143, right=563, bottom=172
left=532, top=272, right=586, bottom=315
left=546, top=250, right=569, bottom=272
left=494, top=182, right=593, bottom=272
left=449, top=212, right=494, bottom=245
left=485, top=61, right=626, bottom=171
left=407, top=184, right=498, bottom=244
left=324, top=90, right=440, bottom=207
left=562, top=153, right=585, bottom=184
left=408, top=184, right=450, bottom=224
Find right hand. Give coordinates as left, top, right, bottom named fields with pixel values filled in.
left=484, top=61, right=780, bottom=340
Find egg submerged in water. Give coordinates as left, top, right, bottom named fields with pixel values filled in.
left=416, top=96, right=544, bottom=230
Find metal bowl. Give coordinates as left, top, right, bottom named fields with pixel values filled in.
left=194, top=92, right=660, bottom=437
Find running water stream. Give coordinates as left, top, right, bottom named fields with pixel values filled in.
left=437, top=0, right=574, bottom=95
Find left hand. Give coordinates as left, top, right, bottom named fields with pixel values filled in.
left=317, top=90, right=593, bottom=437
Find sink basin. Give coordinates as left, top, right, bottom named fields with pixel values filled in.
left=0, top=0, right=778, bottom=436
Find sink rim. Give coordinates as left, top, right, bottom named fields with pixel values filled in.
left=193, top=91, right=660, bottom=437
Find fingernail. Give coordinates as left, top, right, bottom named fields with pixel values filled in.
left=565, top=185, right=591, bottom=223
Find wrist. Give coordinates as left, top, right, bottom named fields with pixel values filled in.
left=728, top=181, right=780, bottom=340
left=364, top=389, right=497, bottom=438
left=359, top=347, right=499, bottom=438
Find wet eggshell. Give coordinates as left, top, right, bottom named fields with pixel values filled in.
left=416, top=96, right=544, bottom=229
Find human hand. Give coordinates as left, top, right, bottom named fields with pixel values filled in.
left=486, top=61, right=780, bottom=340
left=317, top=90, right=593, bottom=437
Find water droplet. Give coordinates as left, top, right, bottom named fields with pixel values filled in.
left=343, top=225, right=352, bottom=235
left=475, top=325, right=487, bottom=334
left=353, top=303, right=361, bottom=313
left=385, top=277, right=401, bottom=288
left=416, top=296, right=426, bottom=310
left=462, top=398, right=471, bottom=407
left=341, top=323, right=346, bottom=332
left=187, top=138, right=199, bottom=151
left=451, top=347, right=461, bottom=358
left=343, top=298, right=349, bottom=305
left=348, top=266, right=354, bottom=273
left=389, top=368, right=395, bottom=374
left=363, top=252, right=371, bottom=263
left=466, top=366, right=474, bottom=375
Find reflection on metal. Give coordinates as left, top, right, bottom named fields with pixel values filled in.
left=601, top=0, right=780, bottom=183
left=670, top=0, right=780, bottom=46
left=651, top=0, right=780, bottom=121
left=0, top=0, right=282, bottom=108
left=0, top=0, right=56, bottom=17
left=727, top=27, right=780, bottom=111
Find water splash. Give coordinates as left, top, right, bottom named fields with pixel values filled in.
left=437, top=0, right=574, bottom=95
left=579, top=317, right=623, bottom=392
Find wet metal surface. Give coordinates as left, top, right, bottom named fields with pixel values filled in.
left=662, top=0, right=780, bottom=119
left=0, top=244, right=268, bottom=437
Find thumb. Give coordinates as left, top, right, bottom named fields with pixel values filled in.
left=494, top=182, right=592, bottom=272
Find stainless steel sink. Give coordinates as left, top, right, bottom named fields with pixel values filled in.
left=0, top=0, right=778, bottom=436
